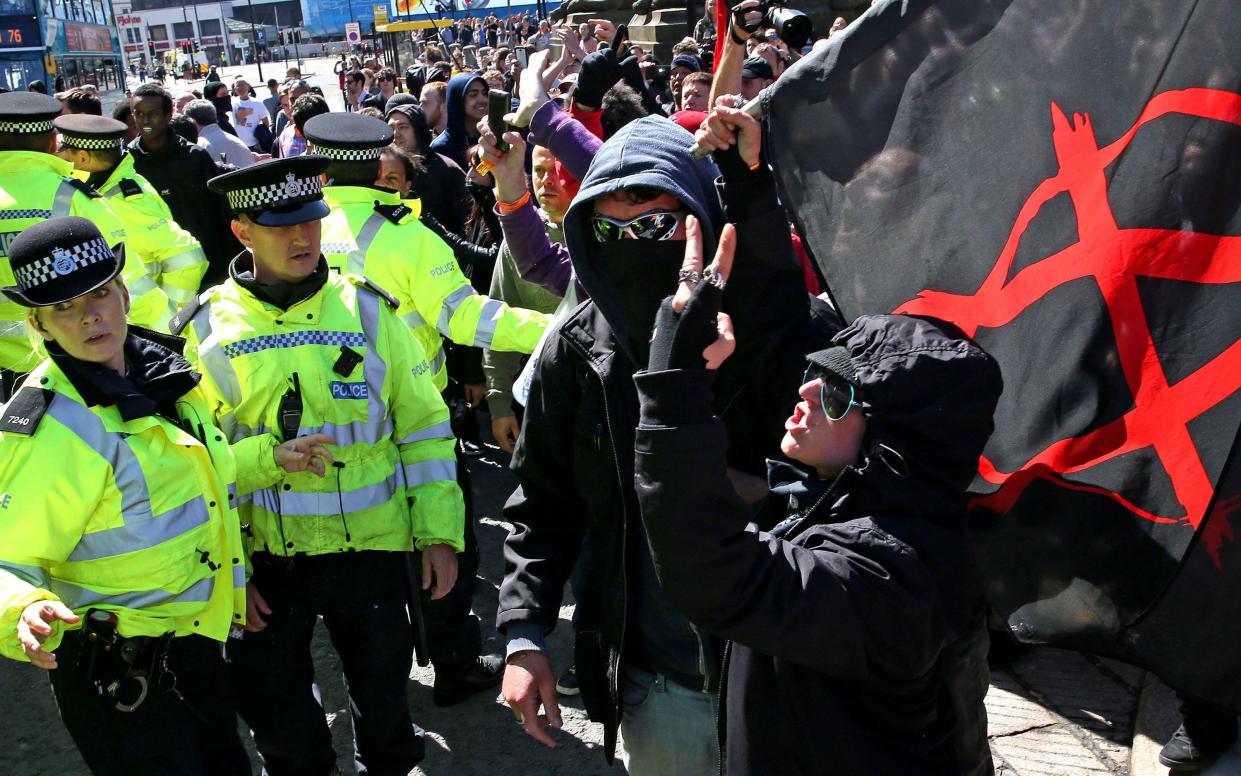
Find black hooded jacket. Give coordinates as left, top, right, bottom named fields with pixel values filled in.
left=632, top=314, right=1002, bottom=776
left=497, top=116, right=815, bottom=761
left=128, top=133, right=241, bottom=290
left=429, top=72, right=485, bottom=170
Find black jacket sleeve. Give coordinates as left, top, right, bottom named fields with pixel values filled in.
left=633, top=368, right=951, bottom=684
left=715, top=155, right=815, bottom=476
left=496, top=335, right=589, bottom=636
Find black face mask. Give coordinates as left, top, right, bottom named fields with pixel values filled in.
left=593, top=239, right=686, bottom=366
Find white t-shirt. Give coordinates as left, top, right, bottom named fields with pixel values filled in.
left=231, top=96, right=267, bottom=148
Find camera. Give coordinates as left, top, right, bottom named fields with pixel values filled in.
left=732, top=0, right=812, bottom=52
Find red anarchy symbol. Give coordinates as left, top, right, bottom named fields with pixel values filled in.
left=896, top=88, right=1241, bottom=565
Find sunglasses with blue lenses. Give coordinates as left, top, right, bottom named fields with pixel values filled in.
left=802, top=365, right=860, bottom=422
left=591, top=210, right=684, bottom=243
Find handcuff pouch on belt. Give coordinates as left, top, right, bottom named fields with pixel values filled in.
left=83, top=608, right=173, bottom=713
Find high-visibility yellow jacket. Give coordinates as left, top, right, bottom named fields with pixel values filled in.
left=0, top=152, right=171, bottom=372
left=320, top=186, right=550, bottom=392
left=93, top=154, right=208, bottom=311
left=175, top=269, right=464, bottom=557
left=0, top=357, right=247, bottom=663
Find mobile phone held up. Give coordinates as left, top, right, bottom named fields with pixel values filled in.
left=489, top=89, right=512, bottom=153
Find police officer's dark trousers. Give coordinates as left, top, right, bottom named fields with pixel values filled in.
left=422, top=443, right=483, bottom=671
left=49, top=630, right=250, bottom=776
left=229, top=550, right=425, bottom=776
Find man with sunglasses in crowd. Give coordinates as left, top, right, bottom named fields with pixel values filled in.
left=484, top=92, right=816, bottom=773
left=632, top=290, right=1000, bottom=773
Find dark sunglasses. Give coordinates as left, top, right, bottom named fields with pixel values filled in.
left=591, top=209, right=684, bottom=243
left=802, top=365, right=860, bottom=421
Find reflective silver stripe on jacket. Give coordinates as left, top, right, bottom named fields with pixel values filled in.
left=400, top=307, right=428, bottom=329
left=277, top=470, right=399, bottom=516
left=472, top=298, right=504, bottom=348
left=436, top=285, right=475, bottom=338
left=402, top=458, right=457, bottom=488
left=47, top=398, right=214, bottom=563
left=232, top=564, right=246, bottom=590
left=50, top=574, right=215, bottom=610
left=51, top=180, right=78, bottom=217
left=0, top=560, right=50, bottom=588
left=191, top=301, right=242, bottom=408
left=349, top=212, right=388, bottom=275
left=69, top=497, right=211, bottom=563
left=396, top=419, right=453, bottom=446
left=161, top=248, right=207, bottom=273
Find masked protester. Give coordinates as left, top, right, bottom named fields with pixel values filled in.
left=494, top=101, right=814, bottom=772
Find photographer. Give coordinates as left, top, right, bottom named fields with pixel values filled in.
left=632, top=265, right=1000, bottom=773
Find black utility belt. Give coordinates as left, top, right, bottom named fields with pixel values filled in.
left=72, top=609, right=178, bottom=713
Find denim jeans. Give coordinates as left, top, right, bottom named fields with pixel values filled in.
left=620, top=665, right=719, bottom=776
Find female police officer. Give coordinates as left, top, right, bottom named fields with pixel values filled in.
left=0, top=216, right=332, bottom=776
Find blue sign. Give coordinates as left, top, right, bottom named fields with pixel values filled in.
left=257, top=29, right=265, bottom=42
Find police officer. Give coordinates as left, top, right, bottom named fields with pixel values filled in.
left=54, top=113, right=208, bottom=314
left=0, top=92, right=171, bottom=376
left=0, top=216, right=249, bottom=776
left=304, top=111, right=550, bottom=706
left=174, top=155, right=463, bottom=776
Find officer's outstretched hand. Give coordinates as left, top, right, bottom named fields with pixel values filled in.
left=503, top=650, right=562, bottom=747
left=18, top=600, right=79, bottom=669
left=422, top=543, right=459, bottom=600
left=273, top=433, right=337, bottom=477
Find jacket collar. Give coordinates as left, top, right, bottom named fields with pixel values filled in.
left=95, top=152, right=137, bottom=194
left=323, top=184, right=401, bottom=205
left=0, top=150, right=74, bottom=176
left=229, top=252, right=330, bottom=314
left=47, top=327, right=200, bottom=421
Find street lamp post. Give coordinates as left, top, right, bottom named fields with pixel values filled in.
left=245, top=0, right=264, bottom=78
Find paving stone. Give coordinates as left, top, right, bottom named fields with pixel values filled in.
left=987, top=670, right=1058, bottom=736
left=991, top=724, right=1116, bottom=775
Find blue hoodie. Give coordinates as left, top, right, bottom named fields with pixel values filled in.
left=429, top=72, right=486, bottom=170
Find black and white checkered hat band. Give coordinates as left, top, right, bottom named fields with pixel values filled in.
left=315, top=145, right=385, bottom=162
left=0, top=118, right=54, bottom=134
left=226, top=174, right=323, bottom=213
left=13, top=237, right=113, bottom=290
left=62, top=135, right=124, bottom=150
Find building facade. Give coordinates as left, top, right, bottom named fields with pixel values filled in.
left=114, top=0, right=301, bottom=70
left=1, top=0, right=123, bottom=92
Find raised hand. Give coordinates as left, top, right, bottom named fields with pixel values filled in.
left=648, top=217, right=737, bottom=373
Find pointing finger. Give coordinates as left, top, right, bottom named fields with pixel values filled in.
left=705, top=223, right=737, bottom=286
left=674, top=215, right=704, bottom=312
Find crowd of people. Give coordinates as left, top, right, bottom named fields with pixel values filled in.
left=0, top=5, right=1234, bottom=776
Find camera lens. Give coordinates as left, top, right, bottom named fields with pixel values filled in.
left=768, top=7, right=812, bottom=51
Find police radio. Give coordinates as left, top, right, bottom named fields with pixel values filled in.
left=278, top=372, right=304, bottom=442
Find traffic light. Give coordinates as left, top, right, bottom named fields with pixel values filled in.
left=147, top=40, right=155, bottom=58
left=193, top=40, right=200, bottom=52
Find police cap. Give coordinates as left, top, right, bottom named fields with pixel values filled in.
left=1, top=216, right=125, bottom=307
left=303, top=112, right=393, bottom=163
left=53, top=114, right=127, bottom=151
left=208, top=155, right=331, bottom=227
left=0, top=92, right=62, bottom=135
